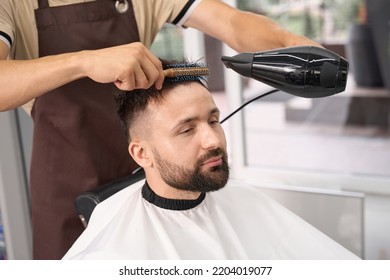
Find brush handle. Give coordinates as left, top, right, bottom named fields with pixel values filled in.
left=163, top=67, right=209, bottom=78
left=163, top=69, right=176, bottom=78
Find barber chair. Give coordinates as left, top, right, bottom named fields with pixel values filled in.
left=75, top=167, right=145, bottom=227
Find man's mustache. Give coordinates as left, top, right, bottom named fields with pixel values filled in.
left=197, top=148, right=227, bottom=166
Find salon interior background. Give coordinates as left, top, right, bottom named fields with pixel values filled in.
left=1, top=0, right=389, bottom=260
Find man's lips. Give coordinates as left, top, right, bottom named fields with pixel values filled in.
left=201, top=155, right=223, bottom=168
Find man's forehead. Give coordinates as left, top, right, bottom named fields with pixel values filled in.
left=156, top=83, right=213, bottom=108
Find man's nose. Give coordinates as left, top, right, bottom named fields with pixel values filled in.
left=200, top=124, right=221, bottom=150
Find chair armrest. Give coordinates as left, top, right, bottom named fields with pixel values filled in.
left=75, top=168, right=145, bottom=227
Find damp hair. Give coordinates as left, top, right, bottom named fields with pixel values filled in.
left=116, top=59, right=209, bottom=143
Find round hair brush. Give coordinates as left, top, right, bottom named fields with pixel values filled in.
left=163, top=63, right=210, bottom=82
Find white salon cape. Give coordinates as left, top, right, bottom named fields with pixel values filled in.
left=63, top=179, right=359, bottom=260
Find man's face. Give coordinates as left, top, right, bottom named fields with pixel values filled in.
left=148, top=82, right=229, bottom=193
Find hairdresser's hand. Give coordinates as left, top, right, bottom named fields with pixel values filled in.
left=0, top=41, right=164, bottom=112
left=79, top=42, right=164, bottom=90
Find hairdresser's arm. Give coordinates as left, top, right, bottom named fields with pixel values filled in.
left=185, top=0, right=322, bottom=52
left=0, top=42, right=164, bottom=112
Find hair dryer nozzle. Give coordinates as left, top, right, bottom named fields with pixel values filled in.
left=221, top=46, right=349, bottom=98
left=221, top=53, right=254, bottom=77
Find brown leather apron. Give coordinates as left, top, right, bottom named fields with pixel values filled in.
left=31, top=0, right=139, bottom=259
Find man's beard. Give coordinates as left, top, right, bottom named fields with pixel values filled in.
left=152, top=147, right=229, bottom=193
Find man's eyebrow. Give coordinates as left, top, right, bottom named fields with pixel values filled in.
left=209, top=107, right=220, bottom=116
left=171, top=107, right=220, bottom=132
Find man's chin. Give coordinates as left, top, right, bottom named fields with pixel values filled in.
left=201, top=173, right=229, bottom=192
left=206, top=182, right=227, bottom=193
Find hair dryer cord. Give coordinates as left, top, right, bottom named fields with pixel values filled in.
left=220, top=89, right=279, bottom=124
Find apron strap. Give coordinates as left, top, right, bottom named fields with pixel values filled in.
left=37, top=0, right=49, bottom=8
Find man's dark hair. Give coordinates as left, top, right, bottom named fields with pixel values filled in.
left=116, top=59, right=208, bottom=142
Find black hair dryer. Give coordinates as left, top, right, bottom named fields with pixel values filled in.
left=221, top=46, right=349, bottom=98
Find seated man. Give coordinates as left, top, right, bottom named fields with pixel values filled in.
left=63, top=60, right=359, bottom=260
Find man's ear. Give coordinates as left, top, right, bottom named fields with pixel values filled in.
left=128, top=141, right=152, bottom=168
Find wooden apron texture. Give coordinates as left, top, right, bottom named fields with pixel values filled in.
left=31, top=0, right=140, bottom=259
